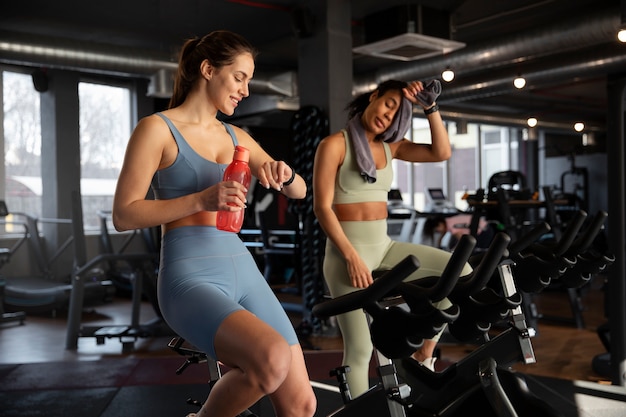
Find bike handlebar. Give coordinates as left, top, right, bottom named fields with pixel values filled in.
left=312, top=255, right=420, bottom=318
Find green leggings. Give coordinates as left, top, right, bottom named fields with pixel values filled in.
left=323, top=219, right=473, bottom=397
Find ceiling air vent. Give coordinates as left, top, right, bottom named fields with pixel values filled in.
left=353, top=32, right=465, bottom=62
left=354, top=5, right=465, bottom=61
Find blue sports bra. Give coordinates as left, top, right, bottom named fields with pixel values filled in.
left=151, top=112, right=238, bottom=200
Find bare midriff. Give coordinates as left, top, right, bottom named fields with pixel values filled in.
left=333, top=201, right=388, bottom=222
left=163, top=211, right=216, bottom=233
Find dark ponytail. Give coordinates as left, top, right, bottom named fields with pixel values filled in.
left=168, top=30, right=258, bottom=109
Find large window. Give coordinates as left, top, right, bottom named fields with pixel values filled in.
left=480, top=125, right=520, bottom=190
left=448, top=121, right=479, bottom=211
left=2, top=70, right=42, bottom=220
left=1, top=71, right=131, bottom=234
left=78, top=81, right=131, bottom=230
left=393, top=117, right=448, bottom=210
left=393, top=117, right=522, bottom=213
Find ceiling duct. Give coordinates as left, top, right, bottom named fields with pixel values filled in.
left=353, top=7, right=620, bottom=95
left=0, top=30, right=298, bottom=98
left=352, top=5, right=465, bottom=61
left=248, top=71, right=298, bottom=98
left=0, top=30, right=177, bottom=76
left=439, top=46, right=626, bottom=104
left=0, top=6, right=620, bottom=127
left=146, top=68, right=297, bottom=99
left=147, top=68, right=175, bottom=98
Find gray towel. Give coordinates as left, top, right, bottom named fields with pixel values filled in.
left=415, top=79, right=441, bottom=108
left=347, top=80, right=441, bottom=183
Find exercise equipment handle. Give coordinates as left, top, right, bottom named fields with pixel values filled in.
left=312, top=255, right=420, bottom=318
left=507, top=222, right=550, bottom=256
left=465, top=232, right=511, bottom=294
left=566, top=210, right=608, bottom=256
left=552, top=210, right=587, bottom=256
left=423, top=234, right=476, bottom=302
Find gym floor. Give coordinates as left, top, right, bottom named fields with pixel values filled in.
left=0, top=273, right=611, bottom=384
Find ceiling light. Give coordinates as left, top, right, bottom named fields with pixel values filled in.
left=441, top=67, right=455, bottom=82
left=513, top=76, right=526, bottom=89
left=527, top=117, right=538, bottom=128
left=574, top=122, right=585, bottom=132
left=618, top=28, right=626, bottom=42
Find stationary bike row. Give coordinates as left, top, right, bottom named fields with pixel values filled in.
left=312, top=209, right=613, bottom=417
left=166, top=210, right=612, bottom=417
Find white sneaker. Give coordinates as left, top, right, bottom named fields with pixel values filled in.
left=420, top=357, right=437, bottom=372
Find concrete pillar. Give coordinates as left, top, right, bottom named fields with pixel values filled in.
left=607, top=72, right=626, bottom=386
left=40, top=70, right=81, bottom=277
left=0, top=74, right=4, bottom=200
left=297, top=0, right=352, bottom=132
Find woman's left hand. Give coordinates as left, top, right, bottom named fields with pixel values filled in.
left=257, top=160, right=293, bottom=191
left=402, top=81, right=424, bottom=105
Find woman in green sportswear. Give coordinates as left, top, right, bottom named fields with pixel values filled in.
left=313, top=79, right=472, bottom=397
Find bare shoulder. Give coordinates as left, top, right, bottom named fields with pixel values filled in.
left=228, top=123, right=250, bottom=135
left=318, top=131, right=346, bottom=151
left=227, top=123, right=255, bottom=143
left=225, top=124, right=267, bottom=158
left=124, top=114, right=177, bottom=167
left=315, top=131, right=347, bottom=168
left=130, top=113, right=172, bottom=142
left=133, top=113, right=168, bottom=134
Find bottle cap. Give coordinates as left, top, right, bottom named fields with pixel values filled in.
left=233, top=145, right=249, bottom=162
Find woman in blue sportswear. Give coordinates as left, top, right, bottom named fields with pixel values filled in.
left=313, top=79, right=473, bottom=398
left=113, top=30, right=316, bottom=417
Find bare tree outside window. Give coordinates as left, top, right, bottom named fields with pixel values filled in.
left=2, top=71, right=42, bottom=219
left=2, top=72, right=131, bottom=233
left=78, top=82, right=131, bottom=230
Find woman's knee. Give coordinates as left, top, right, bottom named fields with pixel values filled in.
left=289, top=389, right=317, bottom=417
left=299, top=389, right=317, bottom=417
left=215, top=311, right=293, bottom=394
left=273, top=379, right=317, bottom=417
left=251, top=339, right=293, bottom=394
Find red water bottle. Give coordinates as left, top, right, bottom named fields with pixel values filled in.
left=216, top=145, right=251, bottom=233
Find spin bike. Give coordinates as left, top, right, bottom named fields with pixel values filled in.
left=168, top=336, right=258, bottom=417
left=312, top=227, right=564, bottom=417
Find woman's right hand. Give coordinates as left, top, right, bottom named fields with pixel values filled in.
left=346, top=255, right=373, bottom=289
left=201, top=180, right=248, bottom=212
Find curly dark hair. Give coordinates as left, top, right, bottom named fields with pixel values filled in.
left=345, top=79, right=408, bottom=120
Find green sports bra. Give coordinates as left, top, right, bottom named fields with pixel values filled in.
left=333, top=129, right=393, bottom=205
